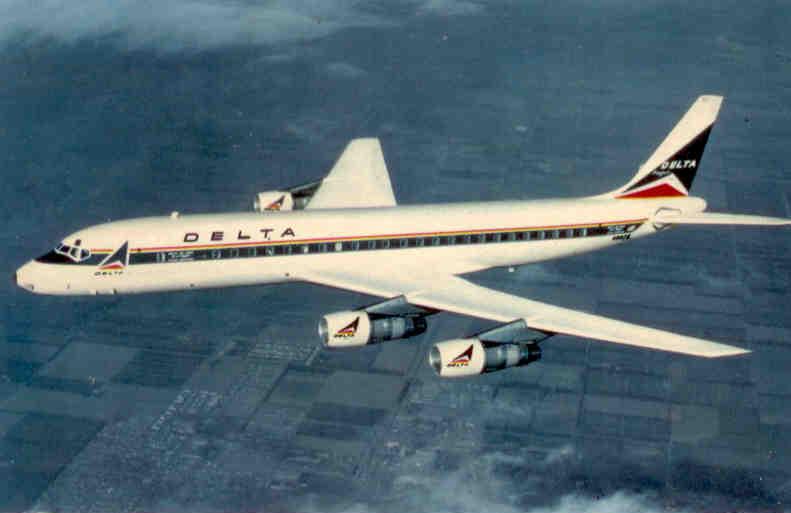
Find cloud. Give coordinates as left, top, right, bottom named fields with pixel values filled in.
left=319, top=439, right=680, bottom=513
left=526, top=492, right=684, bottom=513
left=416, top=0, right=484, bottom=16
left=336, top=494, right=676, bottom=513
left=0, top=0, right=388, bottom=52
left=0, top=0, right=493, bottom=52
left=326, top=61, right=367, bottom=79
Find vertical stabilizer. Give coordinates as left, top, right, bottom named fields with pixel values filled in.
left=599, top=95, right=723, bottom=199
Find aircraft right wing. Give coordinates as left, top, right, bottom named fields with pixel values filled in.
left=297, top=269, right=749, bottom=358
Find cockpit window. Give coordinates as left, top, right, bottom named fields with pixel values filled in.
left=54, top=241, right=91, bottom=262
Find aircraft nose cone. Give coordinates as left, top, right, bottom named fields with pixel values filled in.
left=15, top=262, right=36, bottom=292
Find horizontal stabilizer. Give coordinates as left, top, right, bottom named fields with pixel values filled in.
left=653, top=211, right=791, bottom=226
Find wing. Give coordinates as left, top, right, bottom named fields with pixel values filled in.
left=306, top=138, right=397, bottom=209
left=297, top=268, right=749, bottom=358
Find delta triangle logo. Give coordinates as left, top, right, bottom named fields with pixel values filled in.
left=617, top=172, right=687, bottom=199
left=265, top=195, right=286, bottom=211
left=334, top=317, right=359, bottom=338
left=617, top=126, right=712, bottom=199
left=99, top=241, right=128, bottom=270
left=447, top=344, right=474, bottom=368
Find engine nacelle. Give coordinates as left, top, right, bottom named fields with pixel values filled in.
left=253, top=191, right=294, bottom=212
left=319, top=311, right=427, bottom=348
left=429, top=338, right=541, bottom=378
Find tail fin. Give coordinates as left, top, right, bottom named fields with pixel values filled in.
left=600, top=95, right=723, bottom=199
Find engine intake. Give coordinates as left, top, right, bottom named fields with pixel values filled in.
left=319, top=311, right=427, bottom=348
left=429, top=338, right=541, bottom=378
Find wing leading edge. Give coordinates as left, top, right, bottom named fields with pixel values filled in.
left=297, top=269, right=749, bottom=358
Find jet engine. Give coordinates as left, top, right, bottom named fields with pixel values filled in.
left=253, top=191, right=294, bottom=212
left=429, top=338, right=541, bottom=378
left=319, top=311, right=427, bottom=348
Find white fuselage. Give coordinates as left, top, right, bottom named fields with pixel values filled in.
left=15, top=196, right=706, bottom=296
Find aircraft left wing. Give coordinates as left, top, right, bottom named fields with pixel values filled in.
left=306, top=138, right=397, bottom=209
left=297, top=269, right=749, bottom=358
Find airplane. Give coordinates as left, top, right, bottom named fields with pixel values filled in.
left=15, top=95, right=791, bottom=378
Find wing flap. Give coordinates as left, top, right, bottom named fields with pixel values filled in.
left=307, top=138, right=397, bottom=210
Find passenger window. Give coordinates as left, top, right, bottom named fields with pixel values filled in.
left=335, top=242, right=343, bottom=252
left=432, top=237, right=440, bottom=246
left=230, top=248, right=240, bottom=258
left=211, top=250, right=221, bottom=259
left=400, top=239, right=408, bottom=248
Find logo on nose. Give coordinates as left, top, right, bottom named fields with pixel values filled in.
left=99, top=241, right=128, bottom=271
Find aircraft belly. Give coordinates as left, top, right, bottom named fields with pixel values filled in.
left=467, top=237, right=626, bottom=268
